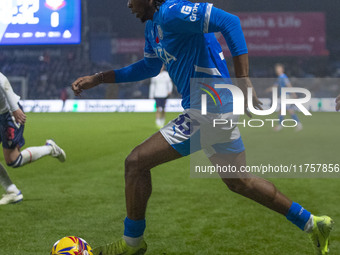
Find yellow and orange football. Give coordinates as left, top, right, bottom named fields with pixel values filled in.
left=51, top=236, right=93, bottom=255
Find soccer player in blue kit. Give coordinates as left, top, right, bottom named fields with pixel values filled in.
left=72, top=0, right=333, bottom=254
left=268, top=63, right=303, bottom=131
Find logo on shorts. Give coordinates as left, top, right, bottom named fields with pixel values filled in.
left=172, top=125, right=177, bottom=136
left=6, top=127, right=15, bottom=140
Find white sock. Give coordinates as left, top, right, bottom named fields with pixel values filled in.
left=160, top=118, right=165, bottom=126
left=123, top=235, right=143, bottom=247
left=304, top=214, right=314, bottom=233
left=0, top=163, right=13, bottom=191
left=156, top=118, right=161, bottom=126
left=6, top=184, right=20, bottom=194
left=20, top=145, right=53, bottom=166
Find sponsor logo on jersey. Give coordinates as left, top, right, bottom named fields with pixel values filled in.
left=180, top=4, right=200, bottom=21
left=190, top=3, right=200, bottom=22
left=155, top=47, right=177, bottom=64
left=181, top=6, right=192, bottom=15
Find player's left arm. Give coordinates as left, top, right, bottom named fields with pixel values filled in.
left=208, top=7, right=262, bottom=117
left=163, top=4, right=262, bottom=116
left=232, top=55, right=263, bottom=117
left=167, top=74, right=173, bottom=97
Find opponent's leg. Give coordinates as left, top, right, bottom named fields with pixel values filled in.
left=288, top=108, right=303, bottom=131
left=0, top=162, right=14, bottom=191
left=274, top=113, right=284, bottom=131
left=94, top=131, right=182, bottom=255
left=160, top=107, right=166, bottom=127
left=155, top=107, right=162, bottom=127
left=210, top=151, right=333, bottom=254
left=4, top=140, right=66, bottom=168
left=0, top=162, right=22, bottom=205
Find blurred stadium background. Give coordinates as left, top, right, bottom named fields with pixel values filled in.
left=0, top=0, right=339, bottom=105
left=0, top=1, right=340, bottom=255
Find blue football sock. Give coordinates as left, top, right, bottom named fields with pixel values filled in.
left=291, top=114, right=300, bottom=123
left=279, top=115, right=284, bottom=125
left=286, top=202, right=311, bottom=231
left=124, top=217, right=146, bottom=238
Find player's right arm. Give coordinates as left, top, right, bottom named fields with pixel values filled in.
left=149, top=77, right=156, bottom=99
left=72, top=29, right=163, bottom=97
left=72, top=57, right=163, bottom=96
left=336, top=94, right=340, bottom=111
left=166, top=73, right=173, bottom=97
left=265, top=84, right=278, bottom=93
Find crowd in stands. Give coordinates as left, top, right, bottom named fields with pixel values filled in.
left=0, top=50, right=110, bottom=100
left=0, top=49, right=339, bottom=100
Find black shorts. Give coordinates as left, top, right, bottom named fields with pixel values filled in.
left=155, top=98, right=167, bottom=109
left=0, top=104, right=25, bottom=149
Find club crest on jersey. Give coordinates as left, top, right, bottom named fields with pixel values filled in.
left=157, top=25, right=163, bottom=40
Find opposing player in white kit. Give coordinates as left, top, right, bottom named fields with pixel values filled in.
left=149, top=66, right=173, bottom=128
left=0, top=72, right=66, bottom=205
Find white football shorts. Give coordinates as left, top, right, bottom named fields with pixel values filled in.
left=160, top=109, right=245, bottom=157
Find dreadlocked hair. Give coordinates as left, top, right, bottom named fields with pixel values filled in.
left=154, top=0, right=166, bottom=10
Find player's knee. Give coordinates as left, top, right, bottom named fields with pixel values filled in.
left=6, top=154, right=23, bottom=168
left=224, top=178, right=253, bottom=194
left=125, top=148, right=144, bottom=176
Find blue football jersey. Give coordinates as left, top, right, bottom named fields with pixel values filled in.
left=144, top=0, right=243, bottom=109
left=277, top=73, right=290, bottom=88
left=276, top=73, right=290, bottom=96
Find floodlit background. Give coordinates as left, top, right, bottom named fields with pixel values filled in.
left=0, top=0, right=339, bottom=102
left=0, top=1, right=339, bottom=254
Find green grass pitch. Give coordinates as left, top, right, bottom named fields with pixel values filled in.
left=0, top=112, right=339, bottom=255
